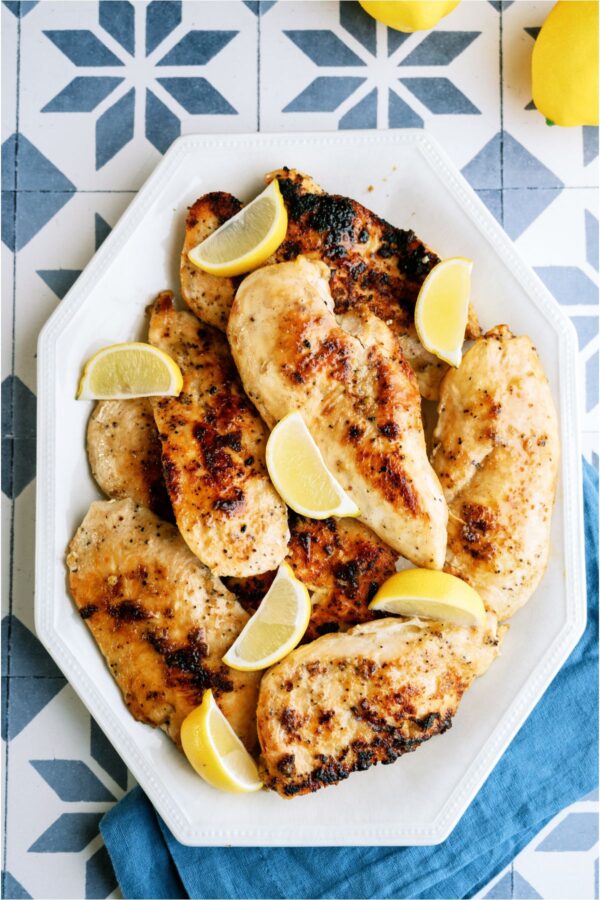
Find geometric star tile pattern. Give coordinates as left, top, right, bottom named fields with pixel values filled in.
left=2, top=2, right=598, bottom=898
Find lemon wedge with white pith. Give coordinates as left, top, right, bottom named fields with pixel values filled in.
left=187, top=179, right=287, bottom=277
left=266, top=411, right=360, bottom=519
left=77, top=342, right=183, bottom=400
left=415, top=257, right=472, bottom=368
left=222, top=563, right=311, bottom=672
left=369, top=569, right=486, bottom=628
left=180, top=690, right=262, bottom=793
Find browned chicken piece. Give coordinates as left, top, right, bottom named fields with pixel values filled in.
left=228, top=256, right=447, bottom=569
left=432, top=326, right=559, bottom=620
left=149, top=291, right=289, bottom=578
left=86, top=373, right=396, bottom=639
left=258, top=613, right=505, bottom=797
left=66, top=499, right=260, bottom=750
left=225, top=513, right=399, bottom=642
left=179, top=169, right=480, bottom=399
left=180, top=192, right=242, bottom=331
left=87, top=398, right=172, bottom=520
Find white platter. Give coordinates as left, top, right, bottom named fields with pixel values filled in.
left=36, top=131, right=586, bottom=847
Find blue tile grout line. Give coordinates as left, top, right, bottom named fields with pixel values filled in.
left=499, top=0, right=504, bottom=228
left=257, top=2, right=261, bottom=132
left=2, top=3, right=22, bottom=890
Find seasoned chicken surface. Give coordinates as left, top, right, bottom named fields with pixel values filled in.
left=432, top=326, right=559, bottom=620
left=228, top=256, right=448, bottom=568
left=87, top=398, right=172, bottom=520
left=149, top=291, right=289, bottom=577
left=180, top=169, right=480, bottom=399
left=180, top=192, right=243, bottom=331
left=66, top=499, right=260, bottom=750
left=258, top=613, right=504, bottom=797
left=226, top=513, right=399, bottom=641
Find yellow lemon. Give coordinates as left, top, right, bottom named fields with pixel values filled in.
left=532, top=1, right=599, bottom=127
left=77, top=342, right=183, bottom=400
left=180, top=690, right=263, bottom=793
left=359, top=1, right=460, bottom=32
left=266, top=411, right=360, bottom=519
left=222, top=563, right=311, bottom=671
left=187, top=179, right=287, bottom=277
left=414, top=257, right=472, bottom=368
left=369, top=569, right=487, bottom=628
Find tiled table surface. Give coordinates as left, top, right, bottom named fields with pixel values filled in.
left=1, top=1, right=598, bottom=898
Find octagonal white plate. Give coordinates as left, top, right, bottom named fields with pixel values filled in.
left=36, top=131, right=586, bottom=846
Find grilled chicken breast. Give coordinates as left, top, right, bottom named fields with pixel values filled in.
left=180, top=192, right=243, bottom=331
left=87, top=398, right=172, bottom=520
left=432, top=326, right=559, bottom=620
left=258, top=613, right=504, bottom=797
left=226, top=513, right=399, bottom=641
left=180, top=169, right=480, bottom=399
left=228, top=256, right=447, bottom=568
left=66, top=499, right=260, bottom=750
left=149, top=291, right=289, bottom=577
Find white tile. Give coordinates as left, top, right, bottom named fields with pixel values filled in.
left=2, top=4, right=18, bottom=145
left=513, top=802, right=599, bottom=900
left=19, top=1, right=257, bottom=191
left=4, top=683, right=124, bottom=900
left=260, top=0, right=500, bottom=173
left=13, top=191, right=136, bottom=391
left=2, top=240, right=14, bottom=382
left=502, top=1, right=598, bottom=189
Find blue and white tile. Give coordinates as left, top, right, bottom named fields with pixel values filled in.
left=19, top=1, right=258, bottom=191
left=260, top=0, right=500, bottom=172
left=4, top=680, right=125, bottom=899
left=2, top=3, right=17, bottom=145
left=512, top=794, right=599, bottom=899
left=13, top=191, right=135, bottom=391
left=502, top=1, right=598, bottom=189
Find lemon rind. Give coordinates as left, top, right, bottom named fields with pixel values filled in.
left=414, top=257, right=472, bottom=370
left=265, top=412, right=361, bottom=521
left=187, top=180, right=288, bottom=278
left=222, top=566, right=311, bottom=672
left=182, top=691, right=262, bottom=793
left=77, top=342, right=183, bottom=400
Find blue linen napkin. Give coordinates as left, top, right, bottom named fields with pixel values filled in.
left=101, top=460, right=599, bottom=900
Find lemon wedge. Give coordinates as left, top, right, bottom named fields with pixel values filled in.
left=369, top=568, right=486, bottom=628
left=414, top=257, right=473, bottom=368
left=181, top=690, right=262, bottom=793
left=77, top=342, right=183, bottom=400
left=265, top=411, right=360, bottom=519
left=222, top=563, right=311, bottom=671
left=187, top=179, right=288, bottom=277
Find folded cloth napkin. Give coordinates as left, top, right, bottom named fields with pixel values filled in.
left=101, top=461, right=599, bottom=900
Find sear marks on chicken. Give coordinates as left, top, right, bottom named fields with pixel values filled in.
left=66, top=499, right=261, bottom=750
left=225, top=513, right=399, bottom=642
left=180, top=192, right=243, bottom=331
left=87, top=398, right=173, bottom=521
left=257, top=614, right=505, bottom=797
left=148, top=291, right=289, bottom=577
left=432, top=325, right=559, bottom=620
left=227, top=256, right=448, bottom=568
left=179, top=168, right=480, bottom=400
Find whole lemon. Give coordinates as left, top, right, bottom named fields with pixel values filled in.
left=359, top=1, right=460, bottom=32
left=532, top=0, right=599, bottom=126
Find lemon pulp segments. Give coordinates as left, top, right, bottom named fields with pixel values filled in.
left=414, top=257, right=472, bottom=368
left=369, top=568, right=486, bottom=628
left=222, top=563, right=311, bottom=671
left=266, top=411, right=360, bottom=519
left=180, top=690, right=262, bottom=793
left=187, top=179, right=287, bottom=277
left=77, top=342, right=183, bottom=400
